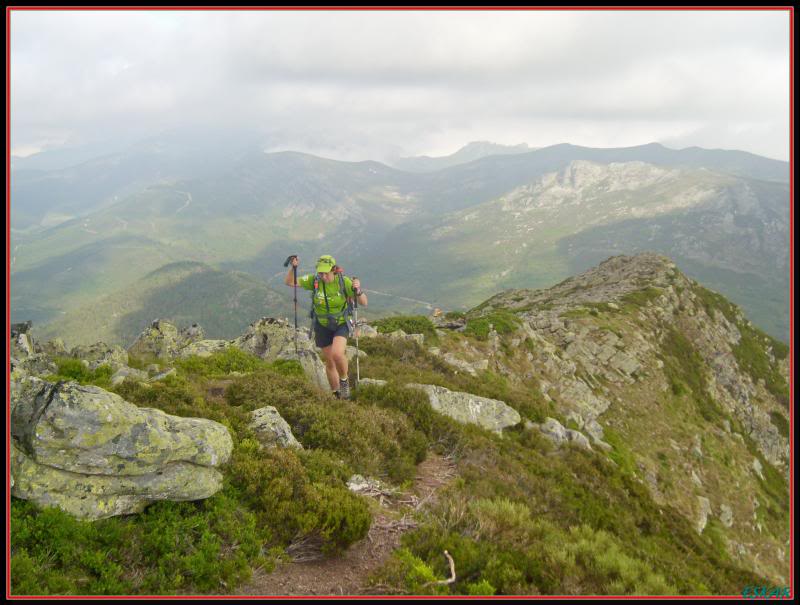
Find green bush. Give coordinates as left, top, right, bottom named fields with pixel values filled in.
left=227, top=441, right=370, bottom=554
left=464, top=310, right=522, bottom=341
left=221, top=368, right=429, bottom=483
left=174, top=347, right=268, bottom=377
left=10, top=489, right=264, bottom=595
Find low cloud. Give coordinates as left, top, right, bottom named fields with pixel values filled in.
left=10, top=9, right=790, bottom=162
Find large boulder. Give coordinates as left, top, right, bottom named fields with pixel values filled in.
left=405, top=383, right=521, bottom=434
left=10, top=377, right=232, bottom=520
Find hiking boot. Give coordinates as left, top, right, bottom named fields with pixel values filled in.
left=332, top=390, right=341, bottom=399
left=339, top=377, right=350, bottom=399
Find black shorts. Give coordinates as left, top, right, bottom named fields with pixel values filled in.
left=313, top=320, right=350, bottom=348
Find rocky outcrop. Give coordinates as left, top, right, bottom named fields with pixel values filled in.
left=406, top=383, right=521, bottom=434
left=70, top=342, right=128, bottom=371
left=128, top=318, right=330, bottom=392
left=128, top=320, right=204, bottom=359
left=527, top=418, right=592, bottom=451
left=463, top=252, right=789, bottom=582
left=10, top=377, right=232, bottom=520
left=233, top=318, right=329, bottom=392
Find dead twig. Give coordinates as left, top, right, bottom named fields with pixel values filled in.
left=421, top=550, right=456, bottom=587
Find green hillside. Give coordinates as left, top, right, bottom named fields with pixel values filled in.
left=33, top=262, right=293, bottom=348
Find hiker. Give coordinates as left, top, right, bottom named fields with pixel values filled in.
left=284, top=255, right=367, bottom=399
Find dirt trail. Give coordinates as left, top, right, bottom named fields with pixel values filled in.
left=233, top=451, right=457, bottom=596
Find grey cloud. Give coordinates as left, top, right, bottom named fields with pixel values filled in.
left=10, top=9, right=790, bottom=161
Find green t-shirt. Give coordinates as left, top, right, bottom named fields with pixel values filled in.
left=298, top=274, right=355, bottom=327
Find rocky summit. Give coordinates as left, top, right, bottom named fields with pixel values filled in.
left=440, top=252, right=790, bottom=583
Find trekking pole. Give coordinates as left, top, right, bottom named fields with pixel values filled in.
left=283, top=255, right=299, bottom=358
left=353, top=276, right=360, bottom=388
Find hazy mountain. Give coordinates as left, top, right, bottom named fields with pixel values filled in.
left=391, top=141, right=533, bottom=172
left=10, top=129, right=264, bottom=231
left=11, top=140, right=790, bottom=344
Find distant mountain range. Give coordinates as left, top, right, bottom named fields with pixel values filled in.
left=10, top=136, right=790, bottom=346
left=391, top=141, right=534, bottom=172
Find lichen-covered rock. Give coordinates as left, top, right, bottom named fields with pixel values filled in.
left=406, top=383, right=520, bottom=433
left=177, top=340, right=229, bottom=358
left=10, top=377, right=232, bottom=520
left=110, top=365, right=149, bottom=386
left=70, top=342, right=129, bottom=371
left=696, top=496, right=712, bottom=533
left=38, top=338, right=68, bottom=357
left=248, top=407, right=302, bottom=449
left=11, top=441, right=224, bottom=520
left=11, top=354, right=57, bottom=378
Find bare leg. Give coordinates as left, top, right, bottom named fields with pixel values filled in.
left=321, top=345, right=340, bottom=391
left=331, top=335, right=349, bottom=380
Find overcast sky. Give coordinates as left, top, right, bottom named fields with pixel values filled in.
left=9, top=9, right=791, bottom=163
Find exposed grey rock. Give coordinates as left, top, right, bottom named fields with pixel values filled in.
left=406, top=383, right=520, bottom=433
left=149, top=368, right=177, bottom=382
left=128, top=320, right=185, bottom=359
left=359, top=378, right=388, bottom=388
left=347, top=474, right=397, bottom=496
left=566, top=429, right=592, bottom=450
left=720, top=503, right=734, bottom=528
left=38, top=338, right=68, bottom=358
left=178, top=340, right=229, bottom=358
left=387, top=329, right=424, bottom=346
left=248, top=407, right=302, bottom=450
left=12, top=332, right=35, bottom=359
left=346, top=346, right=368, bottom=360
left=753, top=457, right=765, bottom=480
left=538, top=417, right=568, bottom=445
left=11, top=354, right=57, bottom=378
left=357, top=323, right=379, bottom=338
left=110, top=365, right=149, bottom=386
left=696, top=496, right=712, bottom=533
left=443, top=352, right=478, bottom=376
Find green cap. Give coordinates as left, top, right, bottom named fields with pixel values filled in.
left=315, top=254, right=336, bottom=273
